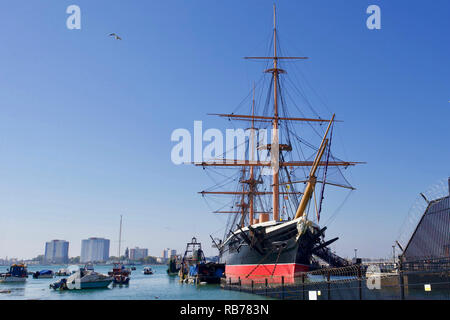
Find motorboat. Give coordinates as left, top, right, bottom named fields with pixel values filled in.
left=33, top=269, right=54, bottom=279
left=0, top=264, right=28, bottom=283
left=50, top=268, right=112, bottom=290
left=143, top=266, right=153, bottom=275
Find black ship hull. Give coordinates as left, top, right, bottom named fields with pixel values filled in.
left=219, top=218, right=321, bottom=282
left=218, top=217, right=348, bottom=283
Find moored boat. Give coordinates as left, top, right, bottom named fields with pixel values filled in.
left=143, top=266, right=153, bottom=275
left=50, top=267, right=112, bottom=290
left=0, top=264, right=28, bottom=283
left=107, top=215, right=131, bottom=285
left=108, top=263, right=131, bottom=285
left=179, top=237, right=224, bottom=284
left=33, top=269, right=54, bottom=279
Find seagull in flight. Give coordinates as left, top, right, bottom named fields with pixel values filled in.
left=109, top=33, right=122, bottom=40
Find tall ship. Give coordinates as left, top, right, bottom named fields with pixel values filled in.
left=195, top=6, right=363, bottom=282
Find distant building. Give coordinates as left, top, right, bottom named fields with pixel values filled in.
left=44, top=240, right=69, bottom=264
left=129, top=247, right=148, bottom=260
left=162, top=248, right=177, bottom=259
left=81, top=237, right=110, bottom=263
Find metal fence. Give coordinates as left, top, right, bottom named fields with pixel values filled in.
left=221, top=257, right=450, bottom=300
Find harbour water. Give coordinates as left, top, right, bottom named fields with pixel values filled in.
left=0, top=265, right=266, bottom=300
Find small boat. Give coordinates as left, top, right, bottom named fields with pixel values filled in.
left=33, top=269, right=54, bottom=279
left=108, top=263, right=131, bottom=285
left=130, top=266, right=136, bottom=271
left=0, top=264, right=28, bottom=283
left=50, top=268, right=112, bottom=290
left=143, top=266, right=153, bottom=275
left=55, top=268, right=70, bottom=276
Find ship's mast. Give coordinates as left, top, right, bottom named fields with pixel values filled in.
left=249, top=83, right=256, bottom=225
left=271, top=4, right=280, bottom=222
left=118, top=215, right=123, bottom=259
left=196, top=6, right=362, bottom=230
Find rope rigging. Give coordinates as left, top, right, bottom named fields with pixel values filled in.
left=197, top=21, right=358, bottom=241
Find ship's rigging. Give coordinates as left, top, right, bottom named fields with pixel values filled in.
left=196, top=5, right=363, bottom=245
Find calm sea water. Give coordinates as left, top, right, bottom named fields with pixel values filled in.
left=0, top=265, right=267, bottom=300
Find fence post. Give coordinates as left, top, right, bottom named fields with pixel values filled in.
left=281, top=276, right=285, bottom=300
left=238, top=277, right=241, bottom=292
left=265, top=278, right=268, bottom=296
left=228, top=276, right=231, bottom=290
left=302, top=273, right=305, bottom=300
left=327, top=270, right=331, bottom=300
left=358, top=264, right=363, bottom=300
left=251, top=280, right=254, bottom=294
left=399, top=260, right=405, bottom=300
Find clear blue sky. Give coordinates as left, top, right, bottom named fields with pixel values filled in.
left=0, top=0, right=448, bottom=260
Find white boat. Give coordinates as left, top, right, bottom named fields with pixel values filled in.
left=50, top=267, right=113, bottom=290
left=143, top=266, right=153, bottom=275
left=0, top=264, right=28, bottom=283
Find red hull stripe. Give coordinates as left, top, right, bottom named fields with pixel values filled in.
left=226, top=263, right=309, bottom=278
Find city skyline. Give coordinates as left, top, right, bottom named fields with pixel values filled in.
left=1, top=237, right=176, bottom=261
left=0, top=1, right=449, bottom=260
